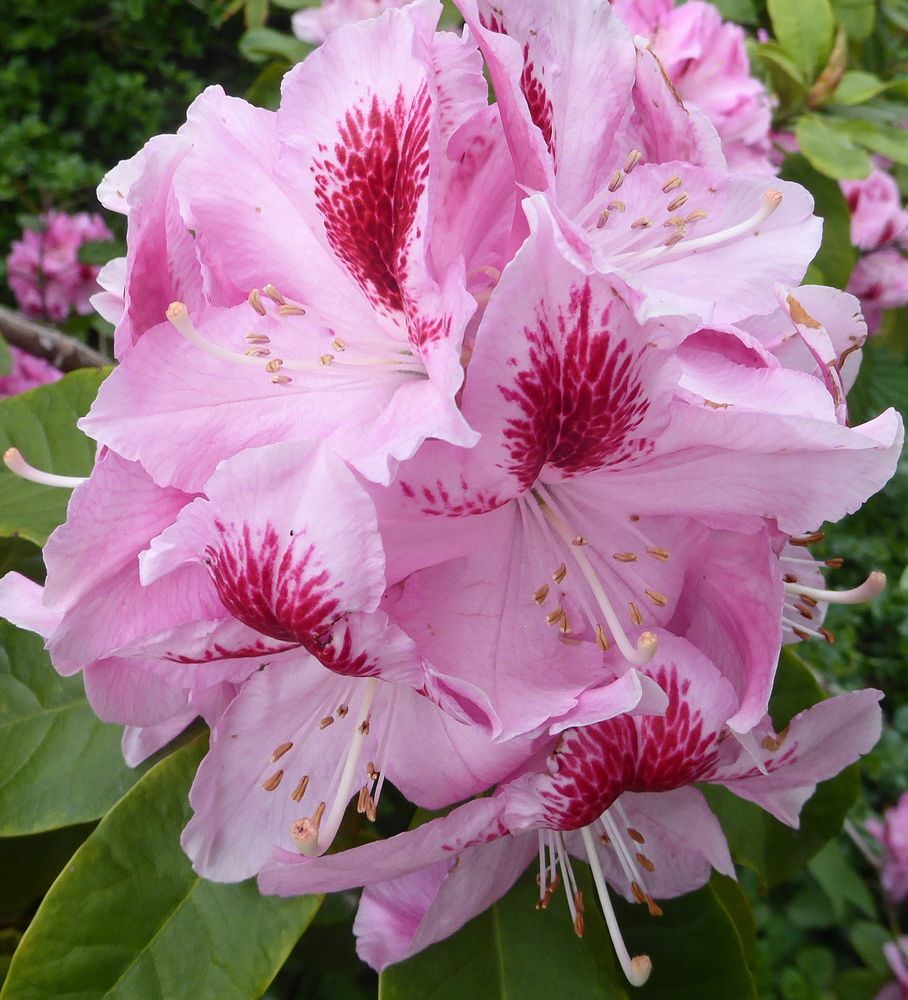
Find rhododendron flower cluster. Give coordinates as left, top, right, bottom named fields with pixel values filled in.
left=6, top=210, right=113, bottom=322
left=869, top=792, right=908, bottom=903
left=843, top=168, right=908, bottom=332
left=0, top=0, right=901, bottom=987
left=0, top=346, right=61, bottom=397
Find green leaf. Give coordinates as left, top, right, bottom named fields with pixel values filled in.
left=703, top=649, right=860, bottom=888
left=76, top=238, right=122, bottom=266
left=711, top=0, right=758, bottom=23
left=795, top=114, right=872, bottom=179
left=381, top=869, right=756, bottom=999
left=0, top=621, right=146, bottom=836
left=0, top=738, right=321, bottom=1000
left=807, top=839, right=876, bottom=919
left=847, top=339, right=908, bottom=423
left=238, top=26, right=311, bottom=64
left=247, top=60, right=289, bottom=111
left=832, top=0, right=876, bottom=40
left=0, top=368, right=106, bottom=546
left=767, top=0, right=835, bottom=77
left=835, top=968, right=892, bottom=1000
left=830, top=71, right=887, bottom=106
left=831, top=118, right=908, bottom=166
left=380, top=867, right=626, bottom=1000
left=780, top=153, right=856, bottom=288
left=244, top=0, right=269, bottom=29
left=848, top=921, right=891, bottom=975
left=0, top=337, right=11, bottom=378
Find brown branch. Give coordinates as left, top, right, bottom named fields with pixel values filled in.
left=0, top=305, right=111, bottom=372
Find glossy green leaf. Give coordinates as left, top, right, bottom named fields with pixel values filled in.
left=711, top=0, right=758, bottom=23
left=703, top=649, right=860, bottom=888
left=0, top=823, right=93, bottom=922
left=832, top=0, right=876, bottom=40
left=0, top=621, right=145, bottom=836
left=381, top=868, right=756, bottom=1000
left=0, top=337, right=11, bottom=378
left=767, top=0, right=835, bottom=77
left=780, top=153, right=856, bottom=288
left=795, top=114, right=872, bottom=179
left=807, top=840, right=876, bottom=919
left=239, top=26, right=311, bottom=64
left=832, top=118, right=908, bottom=165
left=0, top=738, right=322, bottom=1000
left=831, top=71, right=888, bottom=105
left=0, top=369, right=106, bottom=546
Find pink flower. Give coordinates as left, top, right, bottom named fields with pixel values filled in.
left=877, top=939, right=908, bottom=1000
left=260, top=633, right=882, bottom=981
left=868, top=793, right=908, bottom=902
left=848, top=249, right=908, bottom=333
left=6, top=211, right=113, bottom=322
left=292, top=0, right=408, bottom=43
left=611, top=0, right=775, bottom=173
left=0, top=346, right=61, bottom=397
left=842, top=168, right=908, bottom=252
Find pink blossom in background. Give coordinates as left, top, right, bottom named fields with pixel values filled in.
left=877, top=939, right=908, bottom=1000
left=848, top=249, right=908, bottom=333
left=611, top=0, right=775, bottom=173
left=0, top=346, right=61, bottom=397
left=6, top=211, right=113, bottom=322
left=292, top=0, right=407, bottom=43
left=868, top=793, right=908, bottom=902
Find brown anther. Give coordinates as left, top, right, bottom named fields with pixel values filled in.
left=646, top=896, right=664, bottom=918
left=685, top=209, right=708, bottom=223
left=263, top=283, right=286, bottom=305
left=761, top=726, right=789, bottom=753
left=793, top=627, right=812, bottom=641
left=359, top=720, right=371, bottom=735
left=365, top=797, right=378, bottom=822
left=825, top=557, right=844, bottom=569
left=644, top=589, right=668, bottom=608
left=546, top=607, right=566, bottom=626
left=319, top=715, right=335, bottom=729
left=572, top=535, right=588, bottom=546
left=613, top=552, right=638, bottom=562
left=629, top=514, right=640, bottom=522
left=248, top=288, right=266, bottom=316
left=244, top=347, right=271, bottom=358
left=278, top=304, right=307, bottom=317
left=624, top=149, right=642, bottom=173
left=631, top=881, right=647, bottom=904
left=573, top=890, right=586, bottom=937
left=271, top=741, right=293, bottom=762
left=271, top=375, right=293, bottom=385
left=629, top=602, right=644, bottom=626
left=663, top=216, right=686, bottom=229
left=666, top=193, right=689, bottom=212
left=596, top=624, right=611, bottom=652
left=636, top=852, right=656, bottom=873
left=664, top=229, right=686, bottom=247
left=607, top=200, right=626, bottom=212
left=245, top=332, right=271, bottom=344
left=332, top=338, right=346, bottom=351
left=336, top=704, right=349, bottom=718
left=791, top=531, right=825, bottom=547
left=662, top=176, right=682, bottom=192
left=597, top=210, right=610, bottom=229
left=631, top=216, right=652, bottom=230
left=553, top=563, right=568, bottom=584
left=627, top=828, right=645, bottom=844
left=795, top=603, right=815, bottom=621
left=533, top=584, right=550, bottom=605
left=608, top=170, right=624, bottom=192
left=599, top=833, right=612, bottom=845
left=783, top=573, right=798, bottom=584
left=367, top=762, right=377, bottom=780
left=799, top=594, right=819, bottom=607
left=319, top=354, right=334, bottom=367
left=559, top=616, right=572, bottom=636
left=262, top=769, right=284, bottom=791
left=537, top=876, right=560, bottom=910
left=819, top=627, right=835, bottom=645
left=356, top=785, right=369, bottom=814
left=265, top=359, right=284, bottom=373
left=646, top=546, right=670, bottom=562
left=312, top=801, right=327, bottom=826
left=291, top=774, right=310, bottom=803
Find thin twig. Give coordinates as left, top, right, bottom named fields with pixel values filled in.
left=0, top=305, right=110, bottom=371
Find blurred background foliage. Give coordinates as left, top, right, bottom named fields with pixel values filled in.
left=2, top=0, right=908, bottom=998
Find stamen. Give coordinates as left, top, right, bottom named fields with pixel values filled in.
left=262, top=769, right=284, bottom=791
left=295, top=678, right=379, bottom=857
left=248, top=288, right=266, bottom=315
left=608, top=171, right=624, bottom=193
left=666, top=193, right=688, bottom=212
left=262, top=283, right=286, bottom=305
left=784, top=571, right=885, bottom=605
left=553, top=563, right=568, bottom=584
left=661, top=176, right=681, bottom=192
left=271, top=741, right=293, bottom=762
left=580, top=826, right=652, bottom=988
left=533, top=584, right=550, bottom=605
left=624, top=149, right=642, bottom=173
left=291, top=774, right=309, bottom=803
left=4, top=448, right=87, bottom=488
left=645, top=546, right=670, bottom=562
left=597, top=210, right=610, bottom=229
left=790, top=531, right=825, bottom=547
left=631, top=217, right=651, bottom=230
left=613, top=552, right=638, bottom=562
